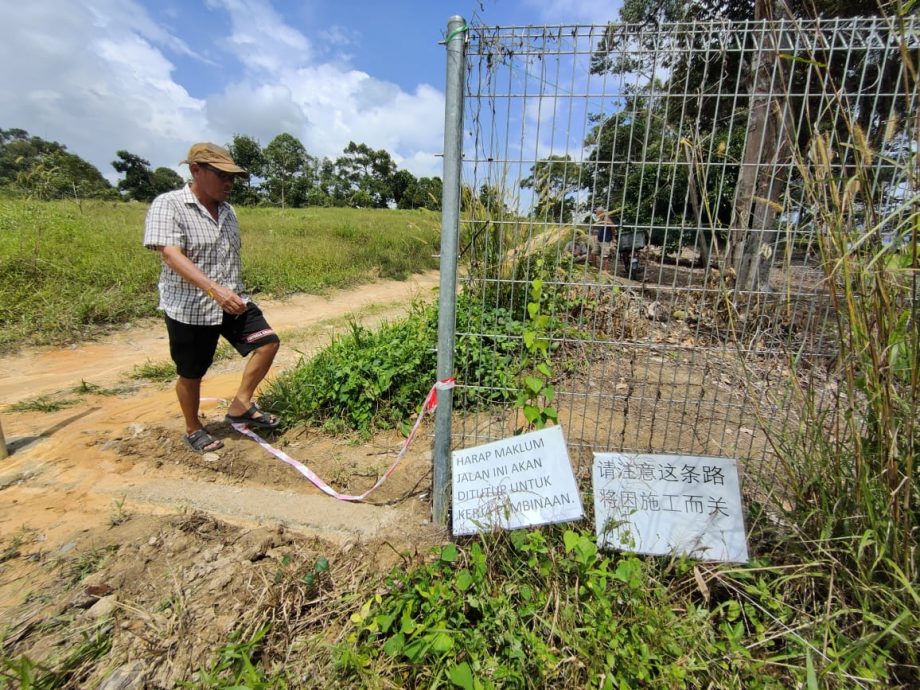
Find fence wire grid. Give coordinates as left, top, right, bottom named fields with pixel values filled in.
left=441, top=16, right=918, bottom=478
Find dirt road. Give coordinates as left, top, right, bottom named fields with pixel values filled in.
left=0, top=272, right=445, bottom=607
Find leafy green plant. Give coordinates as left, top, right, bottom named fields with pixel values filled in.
left=262, top=297, right=525, bottom=433
left=514, top=261, right=558, bottom=430
left=108, top=495, right=129, bottom=527
left=261, top=305, right=437, bottom=432
left=337, top=528, right=788, bottom=689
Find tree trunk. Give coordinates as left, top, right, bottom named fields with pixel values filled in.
left=728, top=0, right=792, bottom=291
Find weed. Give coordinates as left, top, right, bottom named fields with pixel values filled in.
left=213, top=341, right=235, bottom=363
left=64, top=546, right=117, bottom=586
left=0, top=527, right=35, bottom=564
left=262, top=297, right=525, bottom=433
left=7, top=395, right=80, bottom=413
left=185, top=625, right=287, bottom=690
left=108, top=495, right=129, bottom=527
left=70, top=380, right=132, bottom=396
left=0, top=624, right=112, bottom=690
left=261, top=306, right=438, bottom=432
left=130, top=359, right=176, bottom=383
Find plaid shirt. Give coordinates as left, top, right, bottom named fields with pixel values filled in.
left=143, top=184, right=248, bottom=325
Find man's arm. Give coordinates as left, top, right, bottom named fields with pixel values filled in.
left=158, top=246, right=246, bottom=315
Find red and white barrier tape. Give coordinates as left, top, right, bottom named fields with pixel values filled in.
left=213, top=378, right=455, bottom=502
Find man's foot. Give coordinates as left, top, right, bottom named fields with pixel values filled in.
left=184, top=429, right=224, bottom=453
left=225, top=403, right=280, bottom=429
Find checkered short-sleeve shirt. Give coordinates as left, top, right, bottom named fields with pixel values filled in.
left=143, top=184, right=249, bottom=325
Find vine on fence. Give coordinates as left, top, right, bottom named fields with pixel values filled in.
left=515, top=260, right=558, bottom=431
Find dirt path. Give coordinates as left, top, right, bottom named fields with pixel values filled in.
left=0, top=272, right=445, bottom=609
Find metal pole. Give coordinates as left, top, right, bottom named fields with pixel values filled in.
left=433, top=15, right=466, bottom=527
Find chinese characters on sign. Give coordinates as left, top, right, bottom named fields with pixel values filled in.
left=593, top=453, right=748, bottom=562
left=452, top=426, right=583, bottom=537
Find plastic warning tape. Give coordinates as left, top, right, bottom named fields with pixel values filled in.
left=225, top=378, right=455, bottom=502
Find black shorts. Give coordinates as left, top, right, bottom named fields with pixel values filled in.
left=165, top=302, right=281, bottom=379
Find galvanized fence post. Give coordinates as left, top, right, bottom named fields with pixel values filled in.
left=433, top=15, right=467, bottom=527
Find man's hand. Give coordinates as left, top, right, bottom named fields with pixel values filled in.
left=210, top=284, right=246, bottom=314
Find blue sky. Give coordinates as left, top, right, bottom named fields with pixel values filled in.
left=0, top=0, right=619, bottom=182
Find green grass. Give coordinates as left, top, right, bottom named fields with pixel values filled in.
left=129, top=359, right=176, bottom=383
left=7, top=395, right=81, bottom=413
left=0, top=199, right=440, bottom=352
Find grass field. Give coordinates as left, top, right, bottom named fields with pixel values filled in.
left=0, top=199, right=440, bottom=351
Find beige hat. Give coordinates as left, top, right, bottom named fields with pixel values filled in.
left=180, top=142, right=246, bottom=174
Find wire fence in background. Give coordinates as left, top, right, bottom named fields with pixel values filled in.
left=439, top=16, right=917, bottom=483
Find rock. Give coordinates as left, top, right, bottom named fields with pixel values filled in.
left=85, top=583, right=114, bottom=598
left=645, top=301, right=669, bottom=322
left=56, top=541, right=78, bottom=556
left=100, top=661, right=147, bottom=690
left=201, top=452, right=220, bottom=463
left=236, top=532, right=278, bottom=562
left=86, top=595, right=118, bottom=620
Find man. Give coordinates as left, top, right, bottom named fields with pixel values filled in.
left=591, top=207, right=617, bottom=271
left=144, top=143, right=281, bottom=453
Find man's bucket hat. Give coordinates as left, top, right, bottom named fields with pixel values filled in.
left=181, top=143, right=246, bottom=174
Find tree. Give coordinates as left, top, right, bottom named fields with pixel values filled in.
left=391, top=169, right=418, bottom=209
left=150, top=167, right=184, bottom=196
left=1, top=129, right=112, bottom=200
left=334, top=141, right=397, bottom=208
left=112, top=150, right=158, bottom=201
left=397, top=175, right=442, bottom=210
left=227, top=134, right=264, bottom=206
left=521, top=155, right=583, bottom=222
left=263, top=133, right=308, bottom=208
left=415, top=177, right=442, bottom=211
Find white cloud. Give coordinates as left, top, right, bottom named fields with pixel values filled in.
left=0, top=0, right=205, bottom=181
left=209, top=0, right=445, bottom=177
left=205, top=82, right=308, bottom=145
left=206, top=0, right=313, bottom=73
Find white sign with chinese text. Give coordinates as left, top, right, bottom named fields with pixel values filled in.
left=592, top=453, right=748, bottom=563
left=452, top=426, right=583, bottom=536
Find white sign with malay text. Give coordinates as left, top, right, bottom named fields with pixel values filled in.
left=452, top=426, right=584, bottom=536
left=593, top=453, right=749, bottom=563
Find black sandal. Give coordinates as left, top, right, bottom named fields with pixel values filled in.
left=184, top=429, right=224, bottom=453
left=225, top=403, right=280, bottom=429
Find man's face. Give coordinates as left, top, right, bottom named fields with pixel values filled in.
left=193, top=163, right=236, bottom=202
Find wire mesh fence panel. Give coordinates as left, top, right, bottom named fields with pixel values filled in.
left=444, top=17, right=917, bottom=483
